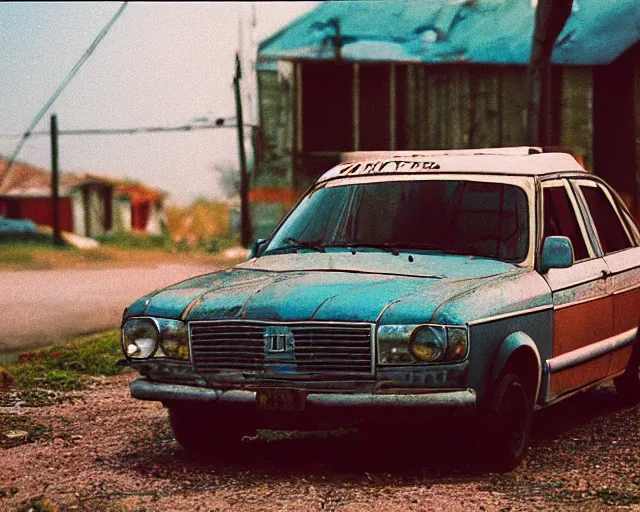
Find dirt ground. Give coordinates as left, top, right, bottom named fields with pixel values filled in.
left=1, top=373, right=639, bottom=512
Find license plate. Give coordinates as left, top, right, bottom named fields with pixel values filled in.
left=257, top=389, right=306, bottom=411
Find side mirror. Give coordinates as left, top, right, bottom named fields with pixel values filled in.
left=540, top=236, right=574, bottom=274
left=249, top=238, right=268, bottom=259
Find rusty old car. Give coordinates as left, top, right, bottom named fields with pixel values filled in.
left=122, top=147, right=640, bottom=470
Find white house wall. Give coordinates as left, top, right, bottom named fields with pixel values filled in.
left=70, top=190, right=85, bottom=237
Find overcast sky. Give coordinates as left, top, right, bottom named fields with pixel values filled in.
left=0, top=2, right=318, bottom=205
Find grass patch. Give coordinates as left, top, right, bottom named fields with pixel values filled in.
left=0, top=232, right=58, bottom=245
left=0, top=241, right=70, bottom=265
left=3, top=330, right=124, bottom=392
left=0, top=240, right=74, bottom=270
left=95, top=230, right=173, bottom=250
left=82, top=247, right=116, bottom=262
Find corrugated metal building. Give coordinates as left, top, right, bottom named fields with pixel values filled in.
left=254, top=0, right=640, bottom=237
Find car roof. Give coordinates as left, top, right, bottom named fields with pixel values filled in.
left=317, top=147, right=587, bottom=183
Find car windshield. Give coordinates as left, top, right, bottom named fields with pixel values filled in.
left=264, top=179, right=530, bottom=262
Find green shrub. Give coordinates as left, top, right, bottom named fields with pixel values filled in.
left=7, top=330, right=124, bottom=391
left=197, top=235, right=238, bottom=254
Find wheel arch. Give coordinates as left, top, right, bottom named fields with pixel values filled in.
left=490, top=331, right=542, bottom=406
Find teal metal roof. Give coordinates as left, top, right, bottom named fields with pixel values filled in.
left=258, top=0, right=640, bottom=68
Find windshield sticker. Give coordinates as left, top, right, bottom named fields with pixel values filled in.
left=339, top=160, right=441, bottom=175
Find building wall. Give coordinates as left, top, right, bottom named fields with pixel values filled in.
left=256, top=62, right=295, bottom=190
left=593, top=42, right=639, bottom=221
left=0, top=197, right=73, bottom=232
left=561, top=68, right=593, bottom=171
left=81, top=185, right=113, bottom=238
left=113, top=196, right=132, bottom=232
left=145, top=202, right=164, bottom=235
left=254, top=62, right=297, bottom=237
left=70, top=190, right=85, bottom=236
left=256, top=61, right=602, bottom=236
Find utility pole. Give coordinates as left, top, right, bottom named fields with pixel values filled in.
left=526, top=0, right=573, bottom=146
left=50, top=114, right=63, bottom=246
left=234, top=52, right=251, bottom=248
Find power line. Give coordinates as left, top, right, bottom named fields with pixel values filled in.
left=2, top=2, right=128, bottom=179
left=0, top=119, right=256, bottom=139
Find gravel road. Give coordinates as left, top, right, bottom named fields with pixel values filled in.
left=1, top=373, right=639, bottom=511
left=0, top=264, right=216, bottom=354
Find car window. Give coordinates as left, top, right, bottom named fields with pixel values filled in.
left=617, top=200, right=640, bottom=246
left=542, top=185, right=589, bottom=261
left=266, top=179, right=530, bottom=262
left=578, top=183, right=633, bottom=254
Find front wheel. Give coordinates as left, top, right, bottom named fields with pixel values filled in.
left=168, top=403, right=256, bottom=455
left=614, top=343, right=640, bottom=403
left=478, top=373, right=532, bottom=472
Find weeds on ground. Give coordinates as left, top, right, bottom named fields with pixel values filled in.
left=0, top=239, right=71, bottom=269
left=95, top=230, right=173, bottom=251
left=0, top=415, right=53, bottom=449
left=2, top=330, right=124, bottom=392
left=14, top=496, right=61, bottom=512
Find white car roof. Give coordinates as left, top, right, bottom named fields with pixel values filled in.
left=318, top=147, right=587, bottom=183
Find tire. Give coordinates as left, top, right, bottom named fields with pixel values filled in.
left=614, top=342, right=640, bottom=403
left=168, top=403, right=256, bottom=455
left=479, top=373, right=533, bottom=472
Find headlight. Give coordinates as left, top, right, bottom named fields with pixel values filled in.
left=123, top=318, right=158, bottom=359
left=378, top=325, right=414, bottom=364
left=122, top=317, right=189, bottom=360
left=157, top=319, right=189, bottom=360
left=445, top=327, right=468, bottom=362
left=409, top=325, right=446, bottom=362
left=377, top=324, right=468, bottom=364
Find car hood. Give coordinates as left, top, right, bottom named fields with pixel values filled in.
left=131, top=252, right=524, bottom=324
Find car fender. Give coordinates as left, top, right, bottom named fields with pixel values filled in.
left=490, top=331, right=542, bottom=406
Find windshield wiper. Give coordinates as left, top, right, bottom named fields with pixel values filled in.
left=280, top=237, right=326, bottom=253
left=328, top=242, right=401, bottom=255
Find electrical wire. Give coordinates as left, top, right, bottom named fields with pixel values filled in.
left=0, top=118, right=253, bottom=139
left=2, top=2, right=128, bottom=178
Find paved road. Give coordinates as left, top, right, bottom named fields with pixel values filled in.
left=0, top=264, right=217, bottom=354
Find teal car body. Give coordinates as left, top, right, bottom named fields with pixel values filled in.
left=122, top=148, right=640, bottom=469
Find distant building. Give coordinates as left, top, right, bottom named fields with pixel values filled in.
left=115, top=183, right=166, bottom=235
left=0, top=157, right=166, bottom=237
left=254, top=0, right=640, bottom=236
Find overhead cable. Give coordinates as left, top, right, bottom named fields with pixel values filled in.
left=2, top=2, right=128, bottom=180
left=0, top=118, right=253, bottom=139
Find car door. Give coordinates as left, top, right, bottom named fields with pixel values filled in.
left=571, top=179, right=640, bottom=377
left=540, top=179, right=613, bottom=402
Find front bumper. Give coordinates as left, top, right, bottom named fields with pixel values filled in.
left=130, top=377, right=476, bottom=412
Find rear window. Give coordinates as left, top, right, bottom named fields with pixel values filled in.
left=579, top=184, right=633, bottom=254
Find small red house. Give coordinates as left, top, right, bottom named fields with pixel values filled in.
left=115, top=183, right=166, bottom=234
left=0, top=157, right=165, bottom=237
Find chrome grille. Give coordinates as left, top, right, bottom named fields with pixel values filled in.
left=189, top=321, right=373, bottom=375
